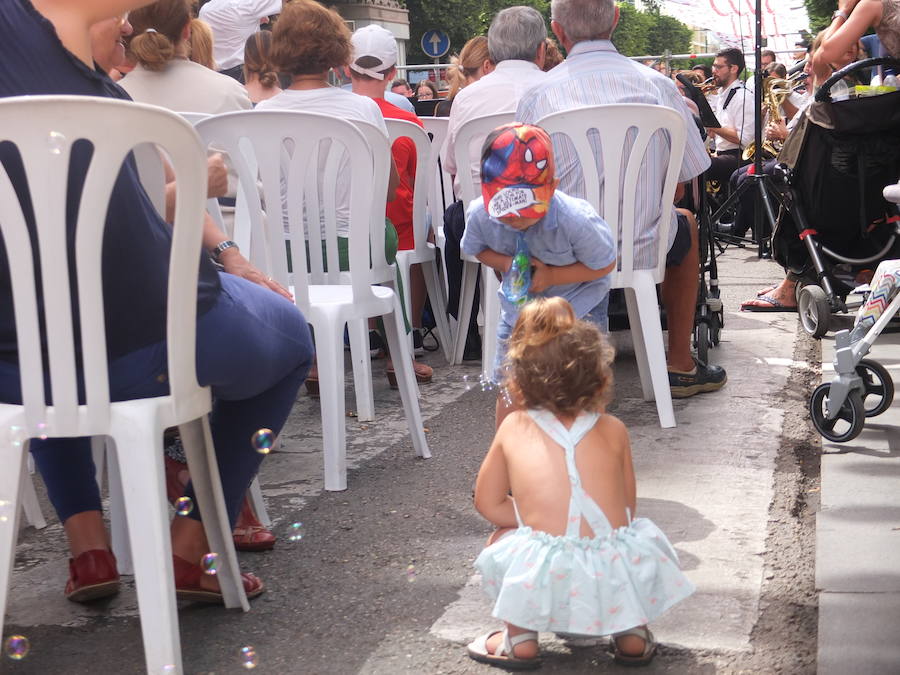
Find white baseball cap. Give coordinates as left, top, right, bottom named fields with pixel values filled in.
left=350, top=24, right=398, bottom=80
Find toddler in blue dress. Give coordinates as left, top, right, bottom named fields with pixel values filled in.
left=467, top=297, right=694, bottom=669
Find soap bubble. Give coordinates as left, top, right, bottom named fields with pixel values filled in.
left=34, top=423, right=48, bottom=440
left=462, top=375, right=476, bottom=391
left=406, top=564, right=417, bottom=583
left=240, top=645, right=258, bottom=669
left=160, top=666, right=177, bottom=674
left=174, top=497, right=194, bottom=517
left=287, top=522, right=304, bottom=542
left=8, top=426, right=24, bottom=449
left=4, top=635, right=29, bottom=660
left=0, top=500, right=10, bottom=524
left=251, top=429, right=274, bottom=455
left=47, top=131, right=66, bottom=155
left=200, top=552, right=219, bottom=576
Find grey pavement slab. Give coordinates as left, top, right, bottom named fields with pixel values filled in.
left=818, top=331, right=900, bottom=673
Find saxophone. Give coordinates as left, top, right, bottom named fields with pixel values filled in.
left=742, top=77, right=793, bottom=161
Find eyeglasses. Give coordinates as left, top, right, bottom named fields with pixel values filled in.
left=711, top=63, right=730, bottom=70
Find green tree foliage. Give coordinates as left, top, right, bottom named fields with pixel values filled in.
left=612, top=2, right=693, bottom=57
left=805, top=0, right=837, bottom=33
left=404, top=0, right=549, bottom=63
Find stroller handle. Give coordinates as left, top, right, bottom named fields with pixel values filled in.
left=815, top=57, right=900, bottom=102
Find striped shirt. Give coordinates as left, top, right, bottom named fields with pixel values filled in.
left=516, top=40, right=710, bottom=269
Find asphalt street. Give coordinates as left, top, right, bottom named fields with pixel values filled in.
left=2, top=245, right=821, bottom=674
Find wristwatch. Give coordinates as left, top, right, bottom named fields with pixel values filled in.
left=832, top=9, right=850, bottom=21
left=211, top=239, right=238, bottom=261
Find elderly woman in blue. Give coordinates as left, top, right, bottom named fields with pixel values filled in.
left=461, top=123, right=616, bottom=428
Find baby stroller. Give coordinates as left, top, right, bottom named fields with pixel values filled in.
left=771, top=57, right=900, bottom=338
left=809, top=179, right=900, bottom=442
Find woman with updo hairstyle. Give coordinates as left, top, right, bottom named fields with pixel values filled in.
left=436, top=35, right=492, bottom=116
left=120, top=0, right=251, bottom=113
left=243, top=30, right=281, bottom=104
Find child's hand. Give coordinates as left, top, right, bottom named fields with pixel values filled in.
left=529, top=258, right=554, bottom=293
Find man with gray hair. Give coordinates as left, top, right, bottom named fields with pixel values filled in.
left=517, top=0, right=726, bottom=400
left=443, top=5, right=549, bottom=191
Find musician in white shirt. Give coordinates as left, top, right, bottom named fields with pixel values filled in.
left=706, top=47, right=755, bottom=185
left=199, top=0, right=282, bottom=81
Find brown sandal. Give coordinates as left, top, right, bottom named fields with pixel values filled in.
left=386, top=361, right=433, bottom=389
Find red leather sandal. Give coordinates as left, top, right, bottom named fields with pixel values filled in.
left=173, top=554, right=265, bottom=603
left=65, top=549, right=120, bottom=603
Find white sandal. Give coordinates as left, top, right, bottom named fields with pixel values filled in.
left=466, top=628, right=541, bottom=670
left=611, top=626, right=657, bottom=667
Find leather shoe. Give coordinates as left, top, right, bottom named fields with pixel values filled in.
left=65, top=549, right=120, bottom=603
left=173, top=554, right=265, bottom=603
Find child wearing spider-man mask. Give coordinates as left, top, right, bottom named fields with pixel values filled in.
left=461, top=123, right=616, bottom=427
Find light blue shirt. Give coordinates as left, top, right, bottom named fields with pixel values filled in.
left=462, top=191, right=616, bottom=327
left=516, top=40, right=710, bottom=269
left=385, top=89, right=415, bottom=113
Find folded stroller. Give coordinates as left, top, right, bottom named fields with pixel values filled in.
left=809, top=180, right=900, bottom=442
left=772, top=57, right=900, bottom=338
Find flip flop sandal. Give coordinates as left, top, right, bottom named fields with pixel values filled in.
left=467, top=629, right=541, bottom=670
left=740, top=294, right=798, bottom=313
left=756, top=284, right=777, bottom=297
left=611, top=626, right=657, bottom=667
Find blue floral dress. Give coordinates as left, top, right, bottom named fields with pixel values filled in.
left=475, top=409, right=695, bottom=636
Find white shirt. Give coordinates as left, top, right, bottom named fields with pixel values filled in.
left=120, top=59, right=252, bottom=113
left=714, top=78, right=754, bottom=152
left=516, top=40, right=710, bottom=270
left=199, top=0, right=283, bottom=71
left=443, top=60, right=548, bottom=193
left=256, top=87, right=388, bottom=238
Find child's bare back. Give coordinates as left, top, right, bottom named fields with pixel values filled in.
left=498, top=409, right=636, bottom=537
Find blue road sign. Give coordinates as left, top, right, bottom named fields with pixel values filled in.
left=421, top=30, right=451, bottom=59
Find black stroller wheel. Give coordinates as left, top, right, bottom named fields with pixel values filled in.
left=856, top=359, right=895, bottom=417
left=694, top=320, right=709, bottom=365
left=809, top=383, right=865, bottom=443
left=798, top=285, right=831, bottom=338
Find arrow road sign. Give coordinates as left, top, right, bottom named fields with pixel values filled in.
left=421, top=30, right=450, bottom=59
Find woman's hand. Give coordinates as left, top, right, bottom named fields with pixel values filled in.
left=218, top=248, right=293, bottom=301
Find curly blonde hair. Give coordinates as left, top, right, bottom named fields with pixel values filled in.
left=270, top=0, right=351, bottom=76
left=504, top=297, right=614, bottom=416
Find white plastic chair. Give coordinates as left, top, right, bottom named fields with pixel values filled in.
left=420, top=117, right=454, bottom=253
left=195, top=110, right=430, bottom=491
left=450, top=112, right=514, bottom=374
left=0, top=96, right=249, bottom=675
left=537, top=104, right=687, bottom=429
left=386, top=119, right=453, bottom=362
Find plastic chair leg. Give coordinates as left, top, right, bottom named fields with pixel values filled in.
left=423, top=259, right=453, bottom=362
left=382, top=298, right=431, bottom=460
left=452, top=260, right=479, bottom=365
left=20, top=471, right=46, bottom=530
left=247, top=477, right=271, bottom=529
left=110, top=417, right=183, bottom=675
left=347, top=319, right=375, bottom=422
left=179, top=417, right=248, bottom=611
left=630, top=281, right=676, bottom=429
left=316, top=320, right=349, bottom=491
left=0, top=444, right=27, bottom=636
left=623, top=288, right=653, bottom=399
left=481, top=268, right=501, bottom=381
left=104, top=437, right=133, bottom=575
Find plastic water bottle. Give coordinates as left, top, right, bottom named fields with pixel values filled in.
left=502, top=233, right=531, bottom=306
left=830, top=79, right=850, bottom=101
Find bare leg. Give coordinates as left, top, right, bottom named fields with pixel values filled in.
left=662, top=210, right=700, bottom=372
left=410, top=263, right=427, bottom=330
left=63, top=510, right=109, bottom=557
left=170, top=515, right=221, bottom=592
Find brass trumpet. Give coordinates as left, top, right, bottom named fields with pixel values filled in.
left=742, top=76, right=793, bottom=161
left=698, top=76, right=719, bottom=95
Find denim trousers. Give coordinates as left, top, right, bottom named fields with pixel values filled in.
left=0, top=273, right=314, bottom=527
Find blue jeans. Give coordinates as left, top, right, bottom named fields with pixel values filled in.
left=0, top=274, right=314, bottom=527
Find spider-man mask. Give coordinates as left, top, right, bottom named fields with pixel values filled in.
left=480, top=123, right=556, bottom=221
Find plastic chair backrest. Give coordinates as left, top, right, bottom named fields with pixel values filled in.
left=536, top=104, right=686, bottom=285
left=194, top=110, right=384, bottom=312
left=420, top=116, right=453, bottom=227
left=385, top=119, right=434, bottom=255
left=452, top=111, right=515, bottom=210
left=0, top=95, right=208, bottom=437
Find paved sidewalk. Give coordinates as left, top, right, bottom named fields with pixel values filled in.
left=817, top=328, right=900, bottom=674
